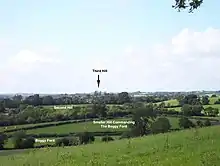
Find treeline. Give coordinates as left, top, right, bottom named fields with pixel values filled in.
left=0, top=92, right=170, bottom=110
left=0, top=104, right=132, bottom=126
left=0, top=94, right=219, bottom=126
left=6, top=131, right=124, bottom=139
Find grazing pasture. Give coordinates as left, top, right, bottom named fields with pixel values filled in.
left=1, top=126, right=220, bottom=166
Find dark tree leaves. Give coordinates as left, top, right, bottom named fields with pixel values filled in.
left=173, top=0, right=203, bottom=13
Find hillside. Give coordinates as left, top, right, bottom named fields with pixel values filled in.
left=0, top=126, right=220, bottom=166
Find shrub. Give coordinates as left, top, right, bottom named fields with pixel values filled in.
left=12, top=131, right=35, bottom=149
left=69, top=137, right=79, bottom=146
left=21, top=137, right=35, bottom=149
left=179, top=117, right=195, bottom=129
left=55, top=137, right=79, bottom=147
left=101, top=136, right=114, bottom=142
left=196, top=120, right=204, bottom=127
left=204, top=119, right=211, bottom=126
left=78, top=132, right=95, bottom=144
left=55, top=138, right=70, bottom=146
left=0, top=134, right=7, bottom=150
left=12, top=131, right=26, bottom=149
left=151, top=117, right=171, bottom=134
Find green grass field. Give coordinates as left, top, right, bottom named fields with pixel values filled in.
left=0, top=121, right=66, bottom=132
left=209, top=96, right=220, bottom=105
left=18, top=116, right=191, bottom=135
left=157, top=99, right=179, bottom=106
left=1, top=126, right=220, bottom=166
left=24, top=118, right=131, bottom=134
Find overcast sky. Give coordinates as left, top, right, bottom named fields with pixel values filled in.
left=0, top=0, right=220, bottom=93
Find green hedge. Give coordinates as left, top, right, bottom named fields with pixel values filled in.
left=7, top=131, right=124, bottom=138
left=1, top=118, right=99, bottom=134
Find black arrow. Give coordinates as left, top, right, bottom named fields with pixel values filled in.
left=97, top=75, right=100, bottom=88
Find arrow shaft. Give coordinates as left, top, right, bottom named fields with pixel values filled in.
left=97, top=75, right=100, bottom=88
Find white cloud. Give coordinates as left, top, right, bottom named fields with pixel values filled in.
left=1, top=27, right=220, bottom=93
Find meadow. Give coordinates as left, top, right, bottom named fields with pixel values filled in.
left=3, top=115, right=209, bottom=136
left=22, top=116, right=183, bottom=135
left=157, top=99, right=179, bottom=106
left=0, top=121, right=66, bottom=132
left=1, top=126, right=220, bottom=166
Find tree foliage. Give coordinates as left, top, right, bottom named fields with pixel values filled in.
left=12, top=131, right=35, bottom=149
left=179, top=94, right=201, bottom=106
left=202, top=96, right=209, bottom=105
left=181, top=104, right=203, bottom=116
left=204, top=107, right=219, bottom=117
left=196, top=120, right=204, bottom=127
left=0, top=134, right=7, bottom=150
left=173, top=0, right=203, bottom=13
left=129, top=104, right=157, bottom=137
left=78, top=132, right=95, bottom=144
left=204, top=119, right=211, bottom=126
left=101, top=136, right=114, bottom=142
left=179, top=116, right=195, bottom=129
left=55, top=137, right=79, bottom=146
left=151, top=117, right=171, bottom=134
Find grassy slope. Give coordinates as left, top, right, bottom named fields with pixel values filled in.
left=209, top=96, right=220, bottom=105
left=23, top=117, right=181, bottom=135
left=1, top=126, right=220, bottom=166
left=6, top=116, right=205, bottom=135
left=0, top=121, right=67, bottom=132
left=157, top=99, right=179, bottom=106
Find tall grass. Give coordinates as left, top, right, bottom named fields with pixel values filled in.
left=0, top=126, right=220, bottom=165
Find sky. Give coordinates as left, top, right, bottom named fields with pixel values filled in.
left=0, top=0, right=220, bottom=93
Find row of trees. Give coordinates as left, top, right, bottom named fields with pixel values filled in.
left=0, top=92, right=171, bottom=110
left=178, top=94, right=220, bottom=106
left=179, top=95, right=219, bottom=117
left=0, top=98, right=218, bottom=127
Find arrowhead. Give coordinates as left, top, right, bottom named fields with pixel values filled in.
left=97, top=80, right=100, bottom=88
left=97, top=74, right=100, bottom=88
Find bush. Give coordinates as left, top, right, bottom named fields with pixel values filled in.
left=21, top=137, right=35, bottom=149
left=55, top=137, right=79, bottom=147
left=151, top=117, right=171, bottom=134
left=0, top=134, right=7, bottom=150
left=12, top=131, right=26, bottom=149
left=196, top=120, right=203, bottom=127
left=78, top=132, right=95, bottom=144
left=179, top=117, right=195, bottom=129
left=101, top=136, right=114, bottom=142
left=12, top=131, right=35, bottom=149
left=204, top=119, right=211, bottom=126
left=211, top=94, right=217, bottom=97
left=55, top=138, right=70, bottom=146
left=69, top=137, right=79, bottom=146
